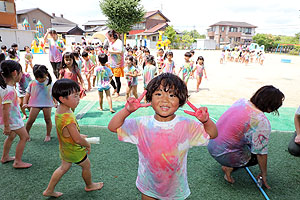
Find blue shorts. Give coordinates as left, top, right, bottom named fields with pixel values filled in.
left=98, top=86, right=110, bottom=92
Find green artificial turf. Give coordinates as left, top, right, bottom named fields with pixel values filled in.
left=23, top=100, right=296, bottom=132
left=0, top=125, right=299, bottom=200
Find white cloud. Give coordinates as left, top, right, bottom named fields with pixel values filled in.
left=16, top=0, right=300, bottom=36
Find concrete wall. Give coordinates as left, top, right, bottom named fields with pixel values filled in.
left=0, top=28, right=36, bottom=50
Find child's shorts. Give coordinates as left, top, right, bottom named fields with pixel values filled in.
left=0, top=123, right=24, bottom=131
left=98, top=86, right=110, bottom=92
left=74, top=154, right=88, bottom=165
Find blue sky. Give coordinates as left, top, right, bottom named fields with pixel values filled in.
left=16, top=0, right=300, bottom=36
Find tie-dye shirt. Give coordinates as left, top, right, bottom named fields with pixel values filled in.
left=26, top=79, right=54, bottom=107
left=16, top=73, right=32, bottom=97
left=117, top=115, right=210, bottom=199
left=48, top=38, right=64, bottom=62
left=83, top=59, right=94, bottom=74
left=75, top=58, right=83, bottom=72
left=195, top=64, right=205, bottom=77
left=94, top=65, right=113, bottom=90
left=55, top=112, right=86, bottom=163
left=163, top=60, right=175, bottom=74
left=207, top=98, right=271, bottom=168
left=124, top=66, right=138, bottom=86
left=180, top=62, right=193, bottom=83
left=25, top=52, right=33, bottom=64
left=143, top=64, right=156, bottom=88
left=89, top=53, right=97, bottom=65
left=109, top=39, right=124, bottom=69
left=0, top=85, right=24, bottom=129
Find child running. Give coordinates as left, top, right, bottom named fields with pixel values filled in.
left=0, top=60, right=32, bottom=168
left=162, top=51, right=175, bottom=74
left=124, top=55, right=138, bottom=99
left=43, top=79, right=103, bottom=198
left=23, top=65, right=56, bottom=142
left=192, top=56, right=207, bottom=92
left=94, top=53, right=115, bottom=113
left=59, top=52, right=86, bottom=105
left=24, top=46, right=33, bottom=72
left=177, top=52, right=193, bottom=85
left=108, top=73, right=217, bottom=199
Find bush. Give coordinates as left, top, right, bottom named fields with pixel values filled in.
left=288, top=49, right=300, bottom=56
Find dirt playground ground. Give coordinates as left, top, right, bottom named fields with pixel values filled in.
left=21, top=49, right=300, bottom=108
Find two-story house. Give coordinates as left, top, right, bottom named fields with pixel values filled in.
left=0, top=0, right=17, bottom=29
left=207, top=21, right=257, bottom=46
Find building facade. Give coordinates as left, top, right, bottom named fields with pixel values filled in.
left=0, top=0, right=17, bottom=29
left=207, top=21, right=257, bottom=46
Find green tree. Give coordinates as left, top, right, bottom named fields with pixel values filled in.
left=100, top=0, right=145, bottom=34
left=164, top=25, right=177, bottom=44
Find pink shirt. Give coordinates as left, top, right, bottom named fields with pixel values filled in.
left=26, top=80, right=54, bottom=107
left=117, top=115, right=209, bottom=199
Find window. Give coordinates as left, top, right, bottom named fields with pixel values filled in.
left=221, top=26, right=225, bottom=32
left=152, top=36, right=157, bottom=41
left=132, top=23, right=145, bottom=30
left=0, top=1, right=14, bottom=13
left=229, top=27, right=238, bottom=32
left=32, top=18, right=37, bottom=24
left=244, top=28, right=252, bottom=34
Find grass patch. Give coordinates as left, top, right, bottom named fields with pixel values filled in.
left=0, top=125, right=299, bottom=199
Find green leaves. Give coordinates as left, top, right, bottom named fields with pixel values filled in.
left=100, top=0, right=145, bottom=34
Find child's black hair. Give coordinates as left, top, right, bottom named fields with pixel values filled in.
left=0, top=60, right=22, bottom=89
left=128, top=48, right=133, bottom=53
left=33, top=64, right=52, bottom=85
left=196, top=56, right=204, bottom=65
left=52, top=79, right=80, bottom=103
left=158, top=48, right=164, bottom=53
left=99, top=45, right=103, bottom=48
left=125, top=55, right=134, bottom=63
left=145, top=73, right=188, bottom=107
left=164, top=51, right=173, bottom=60
left=250, top=85, right=284, bottom=115
left=103, top=45, right=109, bottom=50
left=133, top=57, right=138, bottom=66
left=1, top=45, right=7, bottom=50
left=146, top=55, right=155, bottom=66
left=90, top=46, right=94, bottom=51
left=84, top=46, right=90, bottom=52
left=143, top=47, right=150, bottom=54
left=107, top=30, right=118, bottom=40
left=11, top=43, right=18, bottom=48
left=184, top=52, right=192, bottom=57
left=82, top=51, right=89, bottom=57
left=24, top=46, right=30, bottom=50
left=0, top=53, right=5, bottom=63
left=98, top=53, right=108, bottom=65
left=7, top=48, right=16, bottom=59
left=133, top=46, right=138, bottom=51
left=190, top=50, right=195, bottom=55
left=61, top=52, right=79, bottom=75
left=72, top=50, right=80, bottom=58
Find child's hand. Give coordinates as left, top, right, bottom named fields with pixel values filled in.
left=86, top=145, right=91, bottom=154
left=3, top=126, right=11, bottom=135
left=80, top=134, right=88, bottom=138
left=184, top=101, right=209, bottom=124
left=125, top=90, right=151, bottom=113
left=22, top=104, right=29, bottom=109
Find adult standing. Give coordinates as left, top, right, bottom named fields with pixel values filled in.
left=207, top=85, right=284, bottom=189
left=288, top=106, right=300, bottom=156
left=107, top=30, right=124, bottom=97
left=44, top=29, right=65, bottom=79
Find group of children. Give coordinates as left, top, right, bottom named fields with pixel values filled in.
left=220, top=48, right=265, bottom=65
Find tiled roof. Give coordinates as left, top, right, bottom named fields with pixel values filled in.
left=51, top=16, right=77, bottom=26
left=16, top=8, right=53, bottom=18
left=52, top=25, right=84, bottom=33
left=144, top=10, right=170, bottom=22
left=210, top=21, right=257, bottom=28
left=128, top=29, right=145, bottom=35
left=144, top=23, right=168, bottom=33
left=82, top=20, right=107, bottom=26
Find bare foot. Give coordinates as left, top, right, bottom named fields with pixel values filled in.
left=97, top=107, right=103, bottom=111
left=44, top=136, right=51, bottom=142
left=85, top=182, right=104, bottom=192
left=110, top=109, right=116, bottom=113
left=1, top=156, right=15, bottom=164
left=22, top=115, right=27, bottom=120
left=222, top=166, right=235, bottom=183
left=43, top=190, right=63, bottom=198
left=13, top=161, right=32, bottom=169
left=115, top=93, right=120, bottom=97
left=295, top=135, right=300, bottom=144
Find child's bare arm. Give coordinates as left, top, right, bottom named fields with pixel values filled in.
left=67, top=123, right=91, bottom=152
left=22, top=93, right=30, bottom=108
left=108, top=91, right=150, bottom=133
left=2, top=103, right=11, bottom=135
left=295, top=114, right=300, bottom=135
left=257, top=154, right=270, bottom=189
left=184, top=101, right=218, bottom=139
